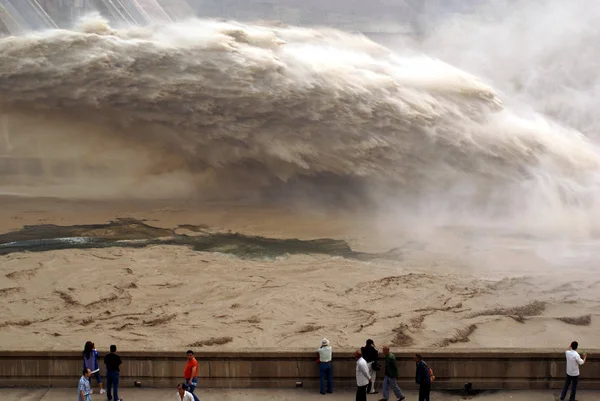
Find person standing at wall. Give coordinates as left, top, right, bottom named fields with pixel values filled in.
left=103, top=344, right=122, bottom=401
left=415, top=354, right=431, bottom=401
left=83, top=341, right=104, bottom=395
left=317, top=338, right=333, bottom=395
left=379, top=346, right=405, bottom=401
left=560, top=341, right=588, bottom=401
left=184, top=350, right=200, bottom=401
left=355, top=350, right=371, bottom=401
left=361, top=339, right=379, bottom=394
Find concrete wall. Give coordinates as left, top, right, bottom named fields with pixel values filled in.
left=0, top=350, right=598, bottom=390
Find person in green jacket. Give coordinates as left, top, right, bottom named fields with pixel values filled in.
left=379, top=346, right=406, bottom=401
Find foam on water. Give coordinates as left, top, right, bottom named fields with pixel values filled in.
left=1, top=12, right=600, bottom=237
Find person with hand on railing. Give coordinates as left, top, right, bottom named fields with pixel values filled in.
left=561, top=341, right=588, bottom=401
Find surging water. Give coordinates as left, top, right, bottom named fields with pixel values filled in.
left=1, top=5, right=600, bottom=238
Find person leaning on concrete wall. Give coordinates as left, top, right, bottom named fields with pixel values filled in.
left=560, top=341, right=588, bottom=401
left=316, top=338, right=333, bottom=394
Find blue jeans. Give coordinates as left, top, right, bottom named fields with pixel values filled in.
left=319, top=362, right=333, bottom=394
left=106, top=371, right=119, bottom=401
left=382, top=376, right=404, bottom=400
left=560, top=374, right=578, bottom=401
left=186, top=378, right=200, bottom=401
left=88, top=371, right=102, bottom=385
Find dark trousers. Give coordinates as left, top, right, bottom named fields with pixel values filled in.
left=356, top=384, right=368, bottom=401
left=419, top=382, right=431, bottom=401
left=560, top=374, right=579, bottom=401
left=106, top=371, right=119, bottom=401
left=319, top=362, right=333, bottom=394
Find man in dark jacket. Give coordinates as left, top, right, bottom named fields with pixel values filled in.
left=361, top=339, right=379, bottom=394
left=415, top=354, right=431, bottom=401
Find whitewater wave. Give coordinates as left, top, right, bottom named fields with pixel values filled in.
left=1, top=17, right=599, bottom=221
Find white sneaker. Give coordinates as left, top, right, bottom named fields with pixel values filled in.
left=100, top=389, right=106, bottom=395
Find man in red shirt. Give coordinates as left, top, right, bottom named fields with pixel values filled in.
left=184, top=350, right=200, bottom=401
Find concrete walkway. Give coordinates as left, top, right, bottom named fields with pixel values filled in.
left=1, top=388, right=598, bottom=401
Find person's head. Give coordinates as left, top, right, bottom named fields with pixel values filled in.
left=110, top=344, right=117, bottom=353
left=83, top=341, right=94, bottom=356
left=366, top=339, right=374, bottom=347
left=186, top=350, right=194, bottom=360
left=354, top=350, right=362, bottom=360
left=570, top=341, right=579, bottom=350
left=382, top=346, right=390, bottom=356
left=415, top=354, right=423, bottom=362
left=177, top=383, right=187, bottom=395
left=321, top=338, right=330, bottom=347
left=83, top=368, right=91, bottom=378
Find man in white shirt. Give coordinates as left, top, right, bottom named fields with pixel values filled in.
left=317, top=338, right=333, bottom=394
left=560, top=341, right=588, bottom=401
left=176, top=383, right=195, bottom=401
left=355, top=350, right=371, bottom=401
